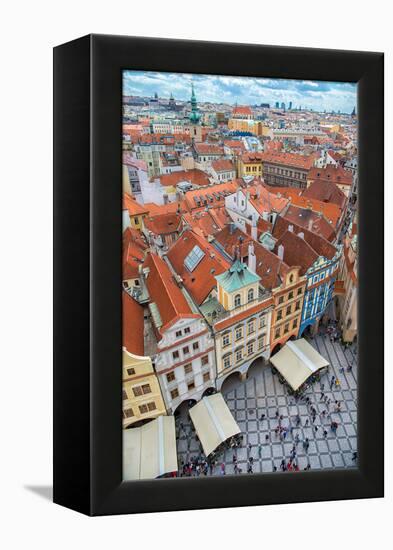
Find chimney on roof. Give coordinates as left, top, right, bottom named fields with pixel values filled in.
left=288, top=224, right=294, bottom=232
left=277, top=244, right=284, bottom=260
left=298, top=232, right=304, bottom=239
left=308, top=219, right=313, bottom=231
left=248, top=242, right=256, bottom=273
left=229, top=222, right=235, bottom=235
left=251, top=219, right=258, bottom=241
left=163, top=194, right=169, bottom=205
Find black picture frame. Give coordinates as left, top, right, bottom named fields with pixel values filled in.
left=53, top=34, right=384, bottom=516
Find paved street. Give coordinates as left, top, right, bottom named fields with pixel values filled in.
left=176, top=334, right=357, bottom=475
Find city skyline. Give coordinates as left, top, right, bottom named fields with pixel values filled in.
left=123, top=70, right=357, bottom=114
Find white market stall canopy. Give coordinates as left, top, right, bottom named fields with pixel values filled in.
left=270, top=338, right=329, bottom=392
left=189, top=393, right=241, bottom=457
left=123, top=415, right=178, bottom=481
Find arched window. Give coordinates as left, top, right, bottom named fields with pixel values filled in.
left=234, top=294, right=241, bottom=308
left=248, top=288, right=254, bottom=302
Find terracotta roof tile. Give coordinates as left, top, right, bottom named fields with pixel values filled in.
left=144, top=253, right=196, bottom=335
left=261, top=151, right=315, bottom=170
left=160, top=169, right=211, bottom=187
left=123, top=291, right=145, bottom=356
left=166, top=230, right=230, bottom=305
left=308, top=165, right=352, bottom=186
left=143, top=212, right=183, bottom=236
left=211, top=159, right=235, bottom=173
left=123, top=193, right=149, bottom=216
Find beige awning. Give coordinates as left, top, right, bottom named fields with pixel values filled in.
left=270, top=338, right=329, bottom=392
left=189, top=393, right=241, bottom=457
left=123, top=415, right=178, bottom=480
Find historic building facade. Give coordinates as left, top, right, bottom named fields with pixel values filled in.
left=211, top=260, right=273, bottom=390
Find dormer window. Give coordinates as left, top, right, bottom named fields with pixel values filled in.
left=234, top=294, right=241, bottom=308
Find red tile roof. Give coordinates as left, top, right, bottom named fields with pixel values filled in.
left=273, top=216, right=337, bottom=261
left=160, top=169, right=211, bottom=188
left=123, top=193, right=149, bottom=216
left=241, top=152, right=264, bottom=164
left=143, top=212, right=183, bottom=236
left=183, top=181, right=239, bottom=211
left=211, top=159, right=235, bottom=173
left=261, top=151, right=315, bottom=170
left=232, top=105, right=252, bottom=116
left=282, top=204, right=336, bottom=242
left=144, top=252, right=198, bottom=335
left=214, top=225, right=253, bottom=259
left=274, top=230, right=318, bottom=275
left=194, top=143, right=224, bottom=156
left=123, top=227, right=147, bottom=280
left=123, top=291, right=145, bottom=356
left=143, top=201, right=187, bottom=217
left=182, top=208, right=229, bottom=237
left=224, top=140, right=246, bottom=152
left=308, top=165, right=352, bottom=187
left=253, top=241, right=290, bottom=290
left=266, top=185, right=343, bottom=226
left=302, top=179, right=347, bottom=209
left=166, top=230, right=230, bottom=305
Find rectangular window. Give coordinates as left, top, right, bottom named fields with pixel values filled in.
left=286, top=305, right=291, bottom=315
left=277, top=310, right=283, bottom=321
left=141, top=384, right=151, bottom=394
left=184, top=327, right=191, bottom=334
left=192, top=342, right=199, bottom=351
left=147, top=401, right=157, bottom=411
left=293, top=318, right=298, bottom=329
left=275, top=328, right=280, bottom=339
left=123, top=408, right=134, bottom=418
left=172, top=351, right=179, bottom=360
left=170, top=388, right=179, bottom=399
left=235, top=326, right=243, bottom=340
left=295, top=300, right=301, bottom=310
left=278, top=296, right=284, bottom=304
left=248, top=321, right=255, bottom=334
left=201, top=355, right=209, bottom=366
left=122, top=389, right=128, bottom=400
left=175, top=330, right=182, bottom=337
left=203, top=372, right=210, bottom=383
left=284, top=323, right=289, bottom=334
left=222, top=333, right=230, bottom=347
left=166, top=371, right=175, bottom=383
left=126, top=367, right=135, bottom=376
left=184, top=363, right=193, bottom=375
left=288, top=291, right=294, bottom=300
left=247, top=341, right=254, bottom=355
left=132, top=386, right=143, bottom=397
left=236, top=349, right=243, bottom=362
left=298, top=287, right=303, bottom=295
left=187, top=381, right=195, bottom=391
left=183, top=346, right=190, bottom=355
left=223, top=355, right=231, bottom=369
left=259, top=316, right=266, bottom=328
left=258, top=335, right=265, bottom=349
left=139, top=404, right=148, bottom=414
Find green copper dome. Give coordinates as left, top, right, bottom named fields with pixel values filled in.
left=215, top=260, right=261, bottom=293
left=189, top=83, right=201, bottom=124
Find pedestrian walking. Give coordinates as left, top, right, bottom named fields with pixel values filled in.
left=323, top=430, right=328, bottom=438
left=258, top=444, right=262, bottom=459
left=305, top=418, right=309, bottom=427
left=265, top=434, right=269, bottom=443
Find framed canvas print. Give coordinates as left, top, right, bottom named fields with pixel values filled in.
left=53, top=34, right=384, bottom=516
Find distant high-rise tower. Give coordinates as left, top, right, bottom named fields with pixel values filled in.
left=288, top=101, right=293, bottom=110
left=275, top=101, right=280, bottom=109
left=154, top=92, right=158, bottom=99
left=351, top=106, right=356, bottom=117
left=281, top=102, right=285, bottom=111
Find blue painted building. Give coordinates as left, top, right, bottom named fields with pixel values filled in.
left=299, top=253, right=341, bottom=336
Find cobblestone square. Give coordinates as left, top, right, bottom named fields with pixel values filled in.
left=176, top=334, right=358, bottom=475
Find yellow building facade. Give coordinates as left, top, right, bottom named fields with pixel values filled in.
left=237, top=154, right=264, bottom=178
left=270, top=268, right=306, bottom=354
left=122, top=348, right=166, bottom=428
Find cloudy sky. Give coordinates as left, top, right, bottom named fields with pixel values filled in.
left=123, top=71, right=357, bottom=114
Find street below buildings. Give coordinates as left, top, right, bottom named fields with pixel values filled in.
left=176, top=333, right=357, bottom=475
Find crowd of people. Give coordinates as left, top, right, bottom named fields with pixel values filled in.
left=175, top=331, right=357, bottom=477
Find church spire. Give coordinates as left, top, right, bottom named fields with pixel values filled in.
left=189, top=82, right=200, bottom=124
